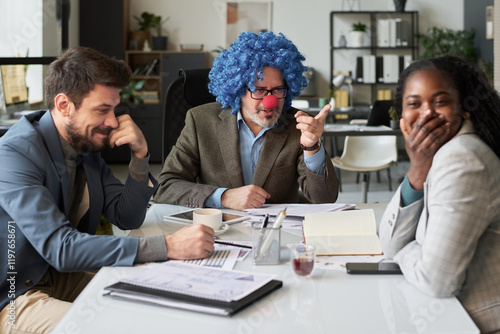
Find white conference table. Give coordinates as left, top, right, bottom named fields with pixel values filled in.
left=52, top=203, right=479, bottom=334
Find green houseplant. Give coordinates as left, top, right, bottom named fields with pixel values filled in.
left=119, top=78, right=145, bottom=105
left=388, top=106, right=399, bottom=129
left=416, top=27, right=477, bottom=64
left=416, top=27, right=495, bottom=83
left=129, top=12, right=155, bottom=50
left=351, top=22, right=367, bottom=32
left=349, top=22, right=368, bottom=47
left=150, top=14, right=170, bottom=50
left=133, top=12, right=169, bottom=50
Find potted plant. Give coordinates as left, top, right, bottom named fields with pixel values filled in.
left=394, top=0, right=407, bottom=12
left=129, top=12, right=155, bottom=50
left=416, top=27, right=477, bottom=64
left=119, top=79, right=145, bottom=105
left=349, top=22, right=367, bottom=47
left=150, top=14, right=170, bottom=50
left=388, top=106, right=399, bottom=129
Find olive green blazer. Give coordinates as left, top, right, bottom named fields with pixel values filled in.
left=153, top=102, right=338, bottom=208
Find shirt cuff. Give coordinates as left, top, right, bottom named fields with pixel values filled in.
left=401, top=174, right=424, bottom=207
left=134, top=235, right=168, bottom=263
left=129, top=152, right=151, bottom=185
left=303, top=145, right=326, bottom=175
left=204, top=188, right=228, bottom=208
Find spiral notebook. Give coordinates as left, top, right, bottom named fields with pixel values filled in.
left=103, top=262, right=282, bottom=316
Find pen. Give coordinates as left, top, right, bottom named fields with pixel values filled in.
left=215, top=241, right=252, bottom=249
left=262, top=214, right=270, bottom=228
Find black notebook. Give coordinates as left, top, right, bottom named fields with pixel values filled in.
left=103, top=262, right=282, bottom=316
left=104, top=279, right=282, bottom=316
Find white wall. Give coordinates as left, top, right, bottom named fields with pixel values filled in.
left=130, top=0, right=464, bottom=98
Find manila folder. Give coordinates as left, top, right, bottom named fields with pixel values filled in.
left=303, top=209, right=382, bottom=255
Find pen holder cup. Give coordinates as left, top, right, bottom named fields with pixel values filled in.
left=252, top=222, right=281, bottom=265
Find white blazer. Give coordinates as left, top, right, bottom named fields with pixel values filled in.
left=379, top=120, right=500, bottom=333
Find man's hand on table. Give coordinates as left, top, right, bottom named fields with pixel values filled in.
left=164, top=224, right=215, bottom=260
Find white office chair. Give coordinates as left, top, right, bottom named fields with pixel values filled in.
left=331, top=135, right=397, bottom=203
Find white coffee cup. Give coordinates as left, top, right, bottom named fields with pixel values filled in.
left=192, top=208, right=222, bottom=230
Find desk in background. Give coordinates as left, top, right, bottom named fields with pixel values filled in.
left=322, top=123, right=403, bottom=159
left=293, top=99, right=371, bottom=122
left=53, top=204, right=478, bottom=334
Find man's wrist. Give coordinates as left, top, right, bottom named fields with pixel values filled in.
left=300, top=139, right=321, bottom=151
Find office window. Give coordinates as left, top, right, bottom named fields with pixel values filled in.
left=0, top=0, right=65, bottom=108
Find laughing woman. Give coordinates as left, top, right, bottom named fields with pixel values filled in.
left=379, top=56, right=500, bottom=333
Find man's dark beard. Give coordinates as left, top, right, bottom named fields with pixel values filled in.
left=66, top=122, right=113, bottom=153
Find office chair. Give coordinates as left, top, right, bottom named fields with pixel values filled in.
left=349, top=100, right=395, bottom=186
left=331, top=134, right=397, bottom=203
left=162, top=68, right=216, bottom=163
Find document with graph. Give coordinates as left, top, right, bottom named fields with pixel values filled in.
left=103, top=261, right=282, bottom=316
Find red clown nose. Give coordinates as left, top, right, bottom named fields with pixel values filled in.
left=262, top=95, right=279, bottom=109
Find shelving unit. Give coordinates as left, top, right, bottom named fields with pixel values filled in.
left=330, top=11, right=419, bottom=106
left=126, top=51, right=207, bottom=105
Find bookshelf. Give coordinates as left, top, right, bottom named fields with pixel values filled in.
left=330, top=11, right=419, bottom=107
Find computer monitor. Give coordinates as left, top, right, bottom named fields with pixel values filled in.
left=366, top=100, right=394, bottom=127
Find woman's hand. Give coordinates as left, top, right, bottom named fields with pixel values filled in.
left=401, top=110, right=450, bottom=190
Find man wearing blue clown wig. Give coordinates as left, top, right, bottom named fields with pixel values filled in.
left=154, top=31, right=339, bottom=211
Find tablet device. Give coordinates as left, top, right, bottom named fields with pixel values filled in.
left=165, top=209, right=249, bottom=225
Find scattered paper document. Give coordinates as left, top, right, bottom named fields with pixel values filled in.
left=214, top=241, right=252, bottom=261
left=178, top=247, right=239, bottom=270
left=245, top=203, right=355, bottom=218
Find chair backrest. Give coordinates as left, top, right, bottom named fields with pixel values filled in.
left=366, top=100, right=394, bottom=126
left=162, top=68, right=216, bottom=163
left=340, top=135, right=398, bottom=168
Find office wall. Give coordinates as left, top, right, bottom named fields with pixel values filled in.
left=130, top=0, right=464, bottom=98
left=464, top=0, right=493, bottom=63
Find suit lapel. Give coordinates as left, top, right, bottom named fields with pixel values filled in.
left=39, top=111, right=69, bottom=212
left=216, top=109, right=244, bottom=188
left=252, top=113, right=291, bottom=187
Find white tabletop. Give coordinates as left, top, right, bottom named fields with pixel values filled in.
left=52, top=204, right=479, bottom=334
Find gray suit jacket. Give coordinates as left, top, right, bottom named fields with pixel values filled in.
left=379, top=121, right=500, bottom=333
left=154, top=102, right=338, bottom=207
left=0, top=110, right=157, bottom=310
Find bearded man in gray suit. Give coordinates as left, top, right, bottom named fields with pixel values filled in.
left=154, top=31, right=338, bottom=210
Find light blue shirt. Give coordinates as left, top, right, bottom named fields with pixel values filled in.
left=400, top=174, right=424, bottom=206
left=204, top=111, right=326, bottom=208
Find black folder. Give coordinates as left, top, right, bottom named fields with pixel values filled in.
left=103, top=279, right=283, bottom=317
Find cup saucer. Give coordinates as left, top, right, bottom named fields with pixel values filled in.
left=214, top=223, right=230, bottom=236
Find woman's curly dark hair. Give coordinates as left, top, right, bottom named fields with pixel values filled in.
left=208, top=31, right=308, bottom=114
left=395, top=55, right=500, bottom=158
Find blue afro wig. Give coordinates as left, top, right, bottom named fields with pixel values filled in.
left=208, top=31, right=308, bottom=114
